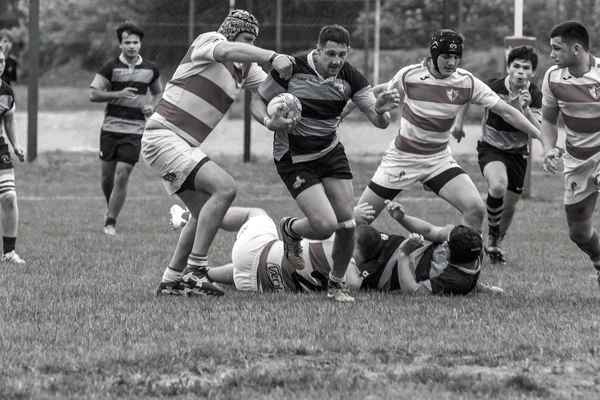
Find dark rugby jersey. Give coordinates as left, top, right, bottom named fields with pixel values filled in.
left=90, top=55, right=162, bottom=135
left=1, top=57, right=17, bottom=85
left=258, top=51, right=376, bottom=163
left=358, top=227, right=479, bottom=295
left=480, top=76, right=542, bottom=153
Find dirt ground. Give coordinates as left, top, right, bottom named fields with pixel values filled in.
left=20, top=110, right=565, bottom=160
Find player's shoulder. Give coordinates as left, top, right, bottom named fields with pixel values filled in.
left=484, top=77, right=506, bottom=92
left=454, top=67, right=476, bottom=81
left=0, top=81, right=15, bottom=97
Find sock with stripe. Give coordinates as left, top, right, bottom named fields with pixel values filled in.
left=162, top=267, right=182, bottom=283
left=283, top=217, right=302, bottom=240
left=486, top=193, right=503, bottom=237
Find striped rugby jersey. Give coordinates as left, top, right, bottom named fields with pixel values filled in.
left=90, top=54, right=162, bottom=135
left=258, top=51, right=376, bottom=163
left=256, top=235, right=358, bottom=292
left=149, top=32, right=267, bottom=146
left=0, top=81, right=15, bottom=144
left=542, top=55, right=600, bottom=160
left=387, top=58, right=500, bottom=155
left=358, top=226, right=479, bottom=295
left=481, top=76, right=542, bottom=153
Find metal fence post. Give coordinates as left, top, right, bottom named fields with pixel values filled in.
left=27, top=0, right=39, bottom=162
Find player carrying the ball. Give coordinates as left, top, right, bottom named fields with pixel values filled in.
left=251, top=24, right=401, bottom=302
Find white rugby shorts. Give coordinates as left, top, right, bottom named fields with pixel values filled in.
left=232, top=215, right=279, bottom=292
left=141, top=128, right=209, bottom=195
left=370, top=139, right=459, bottom=190
left=562, top=152, right=600, bottom=205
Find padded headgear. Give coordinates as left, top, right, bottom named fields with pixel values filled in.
left=217, top=9, right=259, bottom=41
left=430, top=29, right=464, bottom=72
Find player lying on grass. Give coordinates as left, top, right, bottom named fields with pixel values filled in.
left=167, top=203, right=503, bottom=296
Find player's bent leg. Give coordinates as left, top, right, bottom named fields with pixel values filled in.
left=322, top=177, right=356, bottom=302
left=177, top=161, right=235, bottom=296
left=100, top=160, right=116, bottom=205
left=566, top=193, right=600, bottom=267
left=436, top=174, right=485, bottom=231
left=105, top=161, right=134, bottom=234
left=356, top=185, right=397, bottom=225
left=0, top=173, right=24, bottom=265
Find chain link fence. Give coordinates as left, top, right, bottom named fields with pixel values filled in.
left=3, top=0, right=598, bottom=155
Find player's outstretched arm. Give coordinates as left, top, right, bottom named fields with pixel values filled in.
left=385, top=200, right=445, bottom=242
left=213, top=42, right=294, bottom=80
left=90, top=87, right=138, bottom=102
left=451, top=103, right=470, bottom=142
left=396, top=233, right=424, bottom=294
left=491, top=99, right=541, bottom=141
left=541, top=105, right=561, bottom=174
left=363, top=88, right=402, bottom=129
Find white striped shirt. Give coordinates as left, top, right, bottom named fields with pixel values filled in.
left=542, top=55, right=600, bottom=159
left=149, top=32, right=267, bottom=146
left=387, top=58, right=500, bottom=154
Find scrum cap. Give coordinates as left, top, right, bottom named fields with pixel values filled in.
left=430, top=29, right=464, bottom=71
left=217, top=9, right=259, bottom=41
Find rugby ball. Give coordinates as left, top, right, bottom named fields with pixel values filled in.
left=267, top=93, right=302, bottom=119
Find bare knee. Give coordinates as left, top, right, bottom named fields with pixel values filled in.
left=213, top=177, right=237, bottom=204
left=569, top=227, right=592, bottom=244
left=488, top=180, right=508, bottom=198
left=310, top=218, right=337, bottom=239
left=114, top=170, right=132, bottom=188
left=0, top=191, right=17, bottom=210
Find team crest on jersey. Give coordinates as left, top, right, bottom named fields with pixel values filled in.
left=589, top=86, right=600, bottom=100
left=333, top=81, right=345, bottom=93
left=446, top=89, right=459, bottom=102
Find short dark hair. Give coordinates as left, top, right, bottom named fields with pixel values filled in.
left=116, top=21, right=144, bottom=43
left=0, top=29, right=13, bottom=42
left=318, top=24, right=350, bottom=48
left=507, top=45, right=538, bottom=71
left=355, top=225, right=384, bottom=261
left=447, top=225, right=483, bottom=265
left=550, top=21, right=589, bottom=51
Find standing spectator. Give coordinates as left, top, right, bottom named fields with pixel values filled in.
left=0, top=30, right=17, bottom=85
left=0, top=48, right=26, bottom=264
left=90, top=21, right=163, bottom=235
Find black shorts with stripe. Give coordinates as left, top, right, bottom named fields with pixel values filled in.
left=477, top=141, right=527, bottom=195
left=99, top=130, right=142, bottom=166
left=274, top=142, right=353, bottom=198
left=0, top=143, right=14, bottom=170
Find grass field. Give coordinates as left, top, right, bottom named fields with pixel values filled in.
left=1, top=151, right=600, bottom=399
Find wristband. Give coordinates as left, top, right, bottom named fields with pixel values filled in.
left=269, top=52, right=278, bottom=64
left=263, top=116, right=272, bottom=128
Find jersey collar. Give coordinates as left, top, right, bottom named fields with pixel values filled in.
left=119, top=53, right=143, bottom=67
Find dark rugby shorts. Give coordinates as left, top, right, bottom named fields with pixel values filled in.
left=274, top=143, right=353, bottom=198
left=99, top=130, right=142, bottom=166
left=477, top=140, right=527, bottom=195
